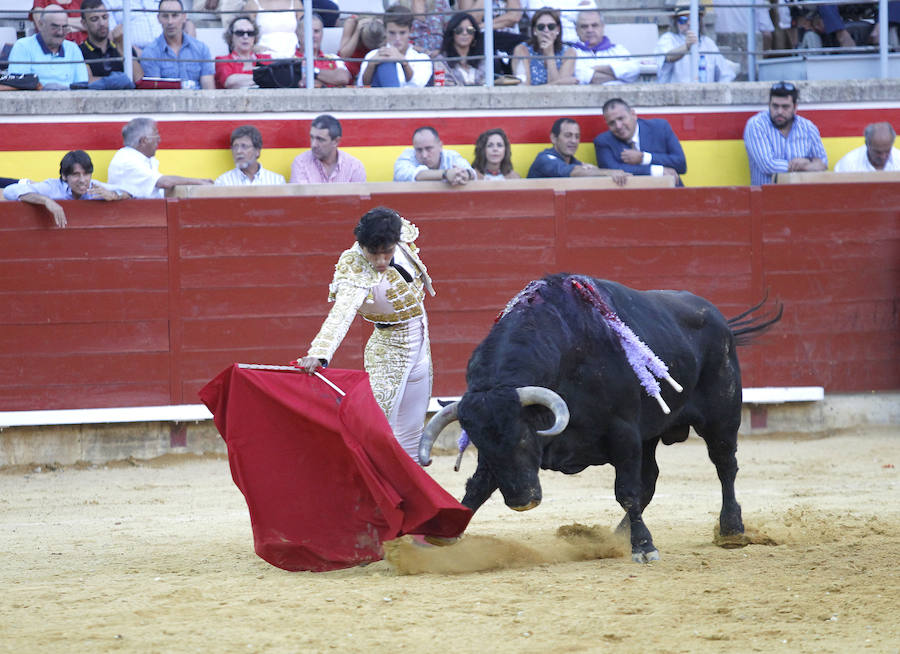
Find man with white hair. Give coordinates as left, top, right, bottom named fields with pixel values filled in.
left=108, top=117, right=213, bottom=198
left=571, top=9, right=639, bottom=85
left=835, top=123, right=900, bottom=173
left=7, top=4, right=89, bottom=88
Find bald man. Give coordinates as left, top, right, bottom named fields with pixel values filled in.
left=834, top=122, right=900, bottom=173
left=7, top=4, right=89, bottom=88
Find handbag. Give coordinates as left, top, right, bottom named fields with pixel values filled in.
left=252, top=59, right=302, bottom=88
left=0, top=73, right=40, bottom=91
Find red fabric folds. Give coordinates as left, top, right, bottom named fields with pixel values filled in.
left=198, top=364, right=472, bottom=572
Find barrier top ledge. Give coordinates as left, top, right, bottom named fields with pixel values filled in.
left=1, top=79, right=898, bottom=117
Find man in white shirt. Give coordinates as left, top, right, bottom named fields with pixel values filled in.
left=215, top=125, right=286, bottom=186
left=571, top=10, right=639, bottom=85
left=393, top=126, right=475, bottom=185
left=359, top=5, right=431, bottom=88
left=108, top=117, right=212, bottom=198
left=834, top=122, right=900, bottom=173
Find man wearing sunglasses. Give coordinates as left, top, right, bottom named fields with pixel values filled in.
left=654, top=5, right=735, bottom=84
left=743, top=81, right=827, bottom=185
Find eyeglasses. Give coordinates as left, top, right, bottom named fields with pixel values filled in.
left=676, top=15, right=690, bottom=24
left=454, top=26, right=477, bottom=35
left=233, top=29, right=257, bottom=37
left=771, top=81, right=796, bottom=92
left=535, top=22, right=559, bottom=32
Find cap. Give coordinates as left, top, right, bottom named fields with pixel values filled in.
left=674, top=5, right=704, bottom=16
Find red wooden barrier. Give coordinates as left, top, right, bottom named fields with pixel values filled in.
left=1, top=182, right=897, bottom=411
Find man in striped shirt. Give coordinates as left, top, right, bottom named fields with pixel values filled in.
left=215, top=125, right=286, bottom=187
left=743, top=81, right=827, bottom=185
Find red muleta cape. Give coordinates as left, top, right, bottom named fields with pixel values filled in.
left=199, top=364, right=472, bottom=572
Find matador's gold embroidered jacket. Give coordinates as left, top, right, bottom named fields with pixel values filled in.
left=306, top=219, right=435, bottom=363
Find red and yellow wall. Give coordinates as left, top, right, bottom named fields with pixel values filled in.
left=4, top=103, right=900, bottom=188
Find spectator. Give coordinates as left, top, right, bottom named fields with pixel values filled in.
left=654, top=5, right=735, bottom=84
left=79, top=0, right=142, bottom=88
left=571, top=9, right=638, bottom=86
left=458, top=0, right=524, bottom=73
left=215, top=125, right=286, bottom=185
left=3, top=150, right=129, bottom=229
left=434, top=11, right=485, bottom=86
left=140, top=0, right=214, bottom=88
left=523, top=0, right=593, bottom=45
left=594, top=98, right=686, bottom=185
left=108, top=117, right=213, bottom=198
left=359, top=5, right=431, bottom=87
left=401, top=0, right=452, bottom=55
left=293, top=13, right=351, bottom=87
left=714, top=0, right=789, bottom=67
left=527, top=117, right=627, bottom=185
left=31, top=0, right=87, bottom=45
left=290, top=114, right=367, bottom=183
left=8, top=4, right=89, bottom=89
left=813, top=5, right=857, bottom=48
left=105, top=1, right=163, bottom=51
left=834, top=123, right=900, bottom=173
left=743, top=81, right=827, bottom=185
left=472, top=127, right=520, bottom=179
left=511, top=8, right=576, bottom=86
left=394, top=126, right=475, bottom=185
left=244, top=0, right=300, bottom=58
left=338, top=15, right=386, bottom=83
left=214, top=15, right=271, bottom=88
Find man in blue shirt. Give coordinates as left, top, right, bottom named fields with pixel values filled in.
left=3, top=150, right=129, bottom=228
left=139, top=0, right=214, bottom=89
left=527, top=117, right=628, bottom=186
left=744, top=81, right=827, bottom=185
left=7, top=4, right=89, bottom=89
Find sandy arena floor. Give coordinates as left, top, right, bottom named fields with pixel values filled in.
left=1, top=429, right=898, bottom=654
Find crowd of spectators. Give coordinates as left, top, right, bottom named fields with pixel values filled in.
left=4, top=85, right=897, bottom=228
left=7, top=1, right=897, bottom=91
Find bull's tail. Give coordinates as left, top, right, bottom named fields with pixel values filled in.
left=728, top=290, right=783, bottom=346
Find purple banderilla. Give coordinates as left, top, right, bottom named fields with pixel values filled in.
left=570, top=276, right=683, bottom=414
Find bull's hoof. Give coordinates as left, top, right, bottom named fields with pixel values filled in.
left=510, top=499, right=540, bottom=511
left=631, top=549, right=660, bottom=563
left=423, top=534, right=461, bottom=547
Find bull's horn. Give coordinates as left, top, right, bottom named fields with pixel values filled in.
left=418, top=401, right=459, bottom=466
left=516, top=386, right=570, bottom=437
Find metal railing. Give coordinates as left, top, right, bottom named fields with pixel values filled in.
left=1, top=0, right=894, bottom=88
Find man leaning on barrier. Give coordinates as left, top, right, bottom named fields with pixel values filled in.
left=743, top=81, right=827, bottom=185
left=834, top=123, right=900, bottom=173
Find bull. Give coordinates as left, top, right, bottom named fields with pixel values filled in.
left=419, top=274, right=782, bottom=562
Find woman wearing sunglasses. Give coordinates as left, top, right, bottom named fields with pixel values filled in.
left=215, top=15, right=272, bottom=88
left=511, top=8, right=576, bottom=85
left=654, top=5, right=735, bottom=84
left=434, top=11, right=485, bottom=86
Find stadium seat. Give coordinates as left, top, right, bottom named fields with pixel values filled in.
left=604, top=22, right=660, bottom=78
left=320, top=26, right=342, bottom=55
left=197, top=26, right=228, bottom=59
left=0, top=0, right=32, bottom=32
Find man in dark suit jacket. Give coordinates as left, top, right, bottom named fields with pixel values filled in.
left=594, top=98, right=687, bottom=185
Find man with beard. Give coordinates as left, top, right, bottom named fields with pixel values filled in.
left=527, top=117, right=628, bottom=185
left=744, top=81, right=827, bottom=185
left=290, top=115, right=366, bottom=184
left=79, top=0, right=142, bottom=88
left=3, top=150, right=129, bottom=228
left=216, top=125, right=286, bottom=186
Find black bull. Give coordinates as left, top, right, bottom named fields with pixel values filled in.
left=420, top=274, right=782, bottom=562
